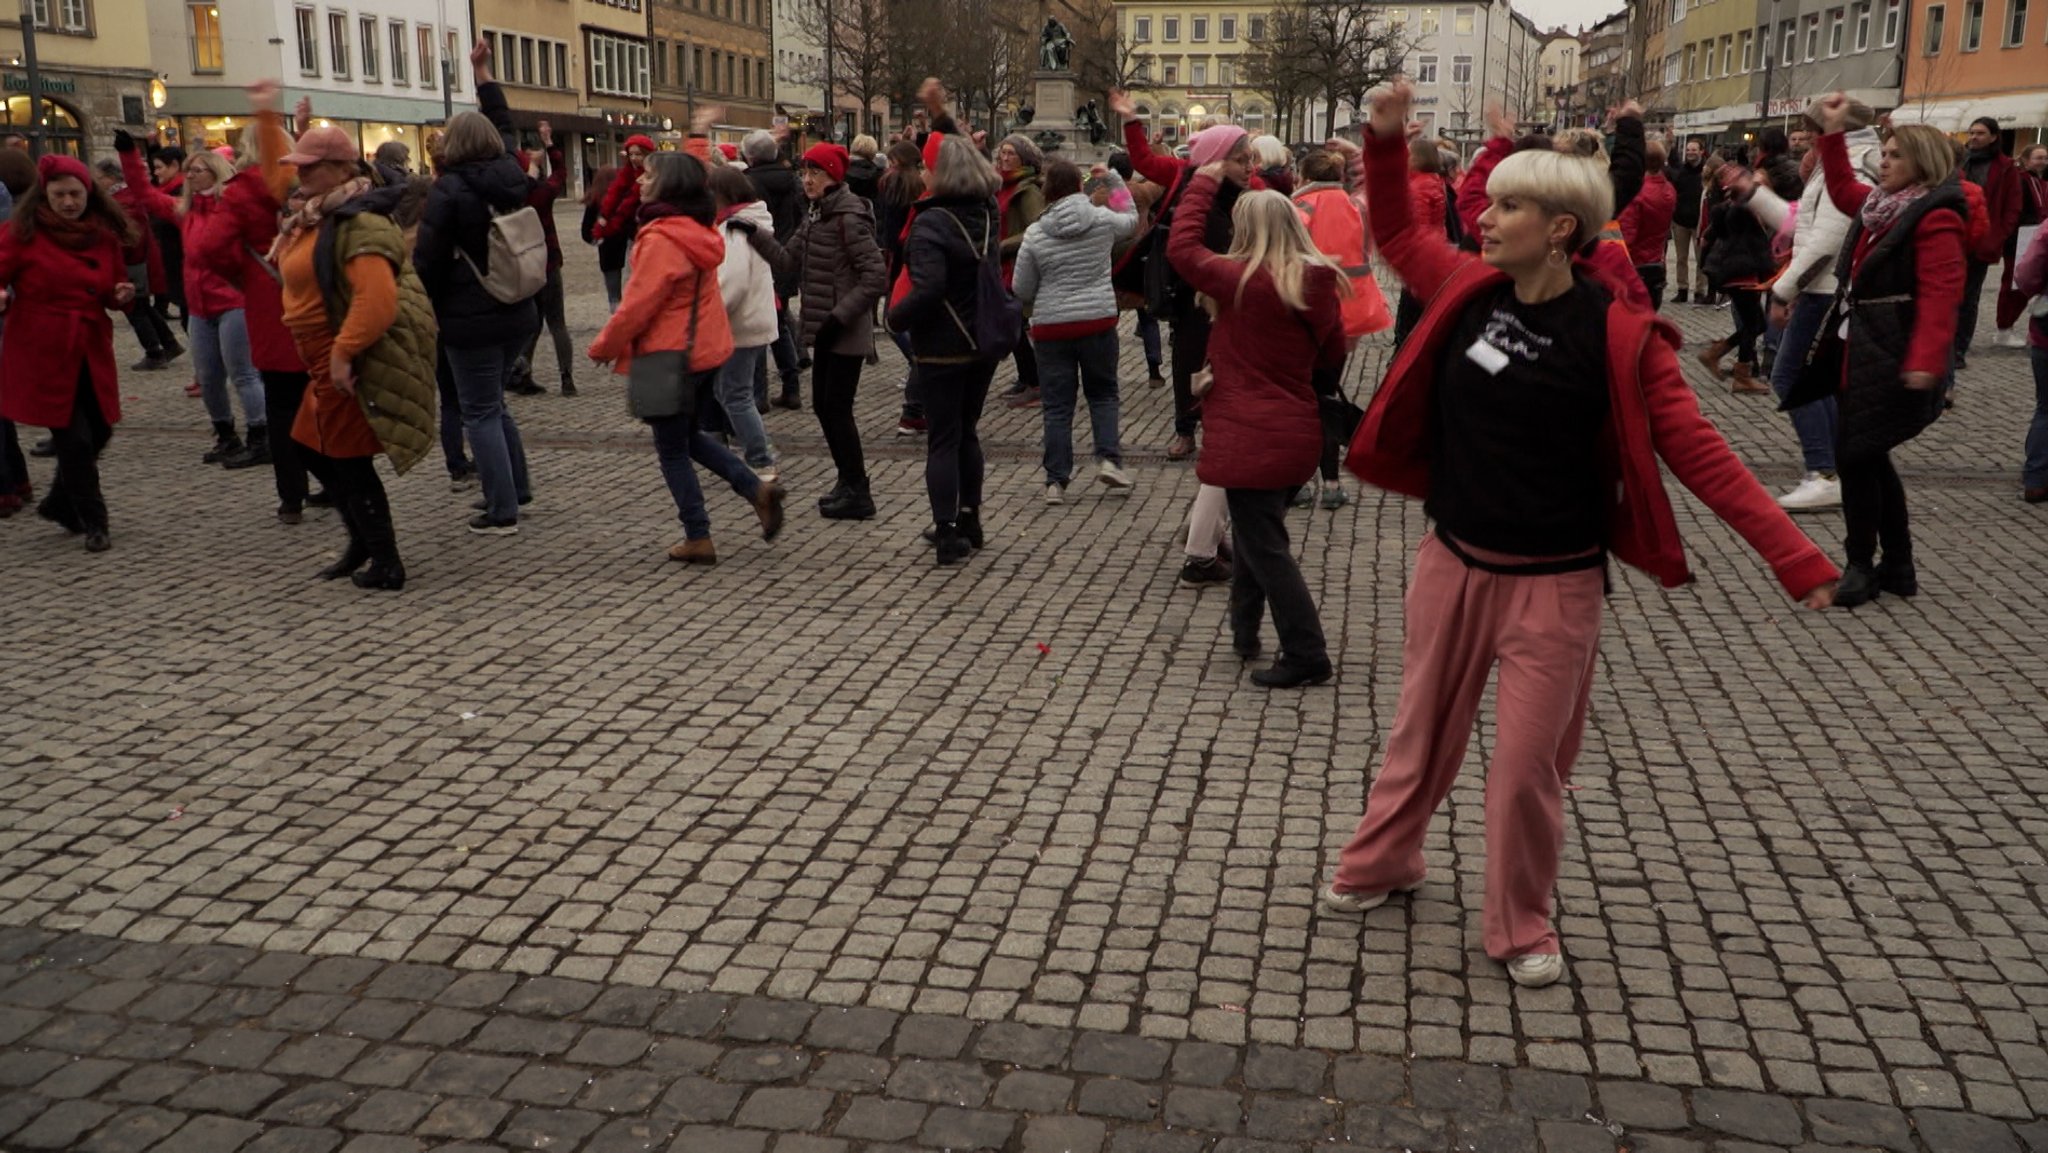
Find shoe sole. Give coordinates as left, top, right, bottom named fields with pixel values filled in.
left=468, top=523, right=520, bottom=536
left=1317, top=883, right=1418, bottom=916
left=1508, top=955, right=1567, bottom=988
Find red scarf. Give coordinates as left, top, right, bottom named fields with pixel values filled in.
left=32, top=204, right=115, bottom=252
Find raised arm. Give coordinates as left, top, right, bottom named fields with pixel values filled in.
left=1361, top=84, right=1469, bottom=303
left=1606, top=104, right=1645, bottom=216
left=1814, top=96, right=1873, bottom=217
left=1457, top=136, right=1513, bottom=241
left=1109, top=88, right=1182, bottom=188
left=112, top=131, right=177, bottom=221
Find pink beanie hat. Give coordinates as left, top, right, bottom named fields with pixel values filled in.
left=1187, top=125, right=1247, bottom=170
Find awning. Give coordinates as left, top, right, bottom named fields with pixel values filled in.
left=1889, top=93, right=2048, bottom=132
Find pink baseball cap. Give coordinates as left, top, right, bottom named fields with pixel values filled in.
left=282, top=125, right=359, bottom=166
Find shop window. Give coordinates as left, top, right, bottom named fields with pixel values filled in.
left=188, top=3, right=224, bottom=73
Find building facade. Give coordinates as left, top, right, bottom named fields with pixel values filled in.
left=472, top=0, right=594, bottom=192
left=1897, top=0, right=2048, bottom=143
left=144, top=0, right=470, bottom=166
left=1538, top=30, right=1584, bottom=128
left=2, top=0, right=157, bottom=157
left=651, top=0, right=774, bottom=141
left=1748, top=0, right=1907, bottom=132
left=1580, top=9, right=1628, bottom=122
left=1670, top=0, right=1764, bottom=140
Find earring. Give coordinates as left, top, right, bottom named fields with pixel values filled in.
left=1547, top=246, right=1568, bottom=266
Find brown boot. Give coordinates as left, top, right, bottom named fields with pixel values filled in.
left=1730, top=362, right=1770, bottom=394
left=1695, top=339, right=1731, bottom=381
left=752, top=481, right=786, bottom=541
left=668, top=538, right=717, bottom=565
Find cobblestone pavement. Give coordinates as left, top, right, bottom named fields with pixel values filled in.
left=3, top=208, right=2047, bottom=1151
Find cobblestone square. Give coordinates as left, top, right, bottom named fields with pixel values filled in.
left=2, top=212, right=2046, bottom=1150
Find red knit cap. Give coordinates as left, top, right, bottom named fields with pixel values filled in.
left=36, top=153, right=92, bottom=188
left=624, top=134, right=657, bottom=153
left=799, top=142, right=847, bottom=184
left=921, top=132, right=947, bottom=172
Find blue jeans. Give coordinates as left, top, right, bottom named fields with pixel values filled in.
left=2025, top=345, right=2048, bottom=489
left=435, top=349, right=469, bottom=476
left=1135, top=308, right=1162, bottom=370
left=443, top=337, right=533, bottom=522
left=1767, top=293, right=1840, bottom=474
left=714, top=345, right=776, bottom=469
left=191, top=310, right=267, bottom=428
left=1037, top=329, right=1122, bottom=485
left=892, top=329, right=922, bottom=419
left=651, top=407, right=762, bottom=540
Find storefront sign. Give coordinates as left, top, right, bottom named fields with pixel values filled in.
left=3, top=73, right=77, bottom=95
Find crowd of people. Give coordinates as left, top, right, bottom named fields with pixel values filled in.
left=4, top=46, right=2048, bottom=991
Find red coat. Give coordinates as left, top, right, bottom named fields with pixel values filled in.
left=121, top=150, right=274, bottom=319
left=596, top=162, right=643, bottom=241
left=1349, top=129, right=1839, bottom=600
left=1964, top=152, right=2022, bottom=262
left=0, top=225, right=129, bottom=429
left=1818, top=132, right=1966, bottom=378
left=1408, top=171, right=1448, bottom=241
left=108, top=181, right=167, bottom=294
left=1167, top=173, right=1347, bottom=491
left=1620, top=171, right=1677, bottom=266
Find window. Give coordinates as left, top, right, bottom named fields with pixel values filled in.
left=58, top=0, right=84, bottom=29
left=1924, top=3, right=1945, bottom=51
left=1451, top=54, right=1472, bottom=83
left=328, top=11, right=349, bottom=77
left=1882, top=0, right=1902, bottom=43
left=556, top=43, right=568, bottom=89
left=1248, top=15, right=1265, bottom=40
left=1163, top=17, right=1178, bottom=40
left=1854, top=3, right=1871, bottom=49
left=1782, top=19, right=1796, bottom=62
left=1721, top=34, right=1733, bottom=72
left=1455, top=6, right=1474, bottom=34
left=693, top=46, right=703, bottom=86
left=360, top=15, right=378, bottom=78
left=1220, top=15, right=1235, bottom=40
left=589, top=32, right=650, bottom=97
left=1828, top=7, right=1845, bottom=53
left=1163, top=62, right=1177, bottom=84
left=295, top=5, right=319, bottom=73
left=389, top=20, right=408, bottom=85
left=1416, top=53, right=1439, bottom=82
left=1962, top=0, right=1983, bottom=46
left=447, top=31, right=461, bottom=89
left=188, top=3, right=223, bottom=72
left=1191, top=59, right=1206, bottom=85
left=1191, top=16, right=1206, bottom=40
left=1682, top=42, right=1696, bottom=79
left=2005, top=0, right=2027, bottom=41
left=1133, top=15, right=1150, bottom=41
left=1218, top=58, right=1232, bottom=84
left=1739, top=29, right=1753, bottom=69
left=1420, top=7, right=1440, bottom=35
left=524, top=36, right=539, bottom=85
left=418, top=24, right=435, bottom=87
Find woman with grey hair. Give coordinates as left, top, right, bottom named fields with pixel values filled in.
left=993, top=133, right=1046, bottom=407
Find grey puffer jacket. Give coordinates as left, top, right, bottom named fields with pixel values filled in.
left=1013, top=177, right=1137, bottom=331
left=783, top=183, right=887, bottom=358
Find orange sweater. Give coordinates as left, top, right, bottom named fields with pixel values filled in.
left=278, top=228, right=397, bottom=361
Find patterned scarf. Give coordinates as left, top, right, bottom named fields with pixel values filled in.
left=267, top=176, right=371, bottom=262
left=1859, top=183, right=1928, bottom=236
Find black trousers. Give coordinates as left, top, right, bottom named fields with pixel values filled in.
left=263, top=370, right=311, bottom=510
left=812, top=349, right=867, bottom=489
left=1636, top=264, right=1667, bottom=312
left=1838, top=450, right=1911, bottom=568
left=125, top=289, right=179, bottom=356
left=0, top=418, right=25, bottom=497
left=1169, top=309, right=1211, bottom=438
left=47, top=371, right=113, bottom=533
left=521, top=268, right=575, bottom=388
left=1956, top=257, right=1992, bottom=360
left=1226, top=487, right=1328, bottom=665
left=921, top=359, right=995, bottom=524
left=301, top=448, right=397, bottom=562
left=1007, top=337, right=1039, bottom=392
left=1725, top=289, right=1767, bottom=366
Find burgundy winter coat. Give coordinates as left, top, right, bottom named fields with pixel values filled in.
left=0, top=223, right=129, bottom=429
left=1166, top=173, right=1346, bottom=491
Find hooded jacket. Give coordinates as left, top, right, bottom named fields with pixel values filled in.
left=1293, top=181, right=1393, bottom=338
left=717, top=200, right=781, bottom=348
left=588, top=212, right=734, bottom=376
left=414, top=152, right=540, bottom=348
left=845, top=155, right=881, bottom=204
left=1351, top=127, right=1838, bottom=601
left=887, top=194, right=1001, bottom=364
left=1013, top=178, right=1137, bottom=337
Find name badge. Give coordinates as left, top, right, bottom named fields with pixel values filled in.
left=1465, top=340, right=1510, bottom=375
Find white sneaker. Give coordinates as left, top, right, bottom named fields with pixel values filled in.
left=1097, top=460, right=1132, bottom=489
left=1508, top=952, right=1566, bottom=988
left=1315, top=882, right=1417, bottom=917
left=1996, top=327, right=2028, bottom=348
left=1045, top=483, right=1065, bottom=505
left=1777, top=472, right=1841, bottom=511
left=752, top=465, right=779, bottom=484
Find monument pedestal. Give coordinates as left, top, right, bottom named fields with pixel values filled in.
left=1026, top=70, right=1107, bottom=162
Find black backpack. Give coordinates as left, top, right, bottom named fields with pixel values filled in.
left=940, top=210, right=1023, bottom=362
left=1139, top=171, right=1194, bottom=320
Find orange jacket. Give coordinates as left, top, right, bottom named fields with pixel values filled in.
left=588, top=211, right=733, bottom=375
left=1293, top=182, right=1392, bottom=338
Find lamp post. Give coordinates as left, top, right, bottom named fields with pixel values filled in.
left=18, top=0, right=46, bottom=155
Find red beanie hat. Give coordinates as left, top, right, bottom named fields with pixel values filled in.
left=718, top=142, right=739, bottom=161
left=624, top=134, right=657, bottom=154
left=799, top=142, right=848, bottom=184
left=921, top=131, right=947, bottom=172
left=36, top=153, right=92, bottom=189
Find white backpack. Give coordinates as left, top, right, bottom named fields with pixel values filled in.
left=459, top=203, right=548, bottom=304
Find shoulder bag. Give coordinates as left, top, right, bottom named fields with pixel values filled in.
left=627, top=269, right=712, bottom=421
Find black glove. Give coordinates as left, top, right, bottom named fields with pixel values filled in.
left=113, top=129, right=136, bottom=155
left=814, top=317, right=843, bottom=350
left=727, top=218, right=757, bottom=237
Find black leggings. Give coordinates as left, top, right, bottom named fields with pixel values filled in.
left=1169, top=310, right=1211, bottom=438
left=522, top=268, right=575, bottom=387
left=47, top=371, right=113, bottom=533
left=1726, top=289, right=1766, bottom=366
left=1838, top=451, right=1911, bottom=569
left=921, top=359, right=995, bottom=524
left=263, top=370, right=311, bottom=510
left=812, top=349, right=867, bottom=489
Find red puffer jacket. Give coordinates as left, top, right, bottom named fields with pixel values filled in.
left=1408, top=170, right=1448, bottom=241
left=1166, top=173, right=1347, bottom=491
left=120, top=149, right=272, bottom=320
left=1350, top=128, right=1838, bottom=601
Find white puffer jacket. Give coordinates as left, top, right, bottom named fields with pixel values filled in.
left=1012, top=174, right=1138, bottom=330
left=1749, top=127, right=1881, bottom=302
left=719, top=200, right=781, bottom=347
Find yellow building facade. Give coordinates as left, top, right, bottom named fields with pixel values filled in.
left=2, top=0, right=156, bottom=156
left=1117, top=0, right=1272, bottom=142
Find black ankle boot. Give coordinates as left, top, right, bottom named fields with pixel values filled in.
left=933, top=523, right=971, bottom=565
left=222, top=425, right=272, bottom=469
left=348, top=486, right=405, bottom=591
left=203, top=421, right=241, bottom=464
left=817, top=482, right=851, bottom=513
left=319, top=495, right=370, bottom=580
left=1876, top=558, right=1918, bottom=597
left=821, top=484, right=875, bottom=520
left=1835, top=562, right=1881, bottom=607
left=1251, top=656, right=1333, bottom=688
left=957, top=508, right=984, bottom=549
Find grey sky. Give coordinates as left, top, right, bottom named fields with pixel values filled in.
left=1515, top=0, right=1627, bottom=34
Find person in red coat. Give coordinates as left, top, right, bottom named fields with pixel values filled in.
left=91, top=157, right=183, bottom=371
left=1956, top=116, right=2021, bottom=362
left=1322, top=83, right=1838, bottom=990
left=1166, top=168, right=1347, bottom=689
left=592, top=134, right=654, bottom=309
left=0, top=155, right=140, bottom=552
left=1619, top=142, right=1678, bottom=309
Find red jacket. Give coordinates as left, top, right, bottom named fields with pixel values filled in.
left=1408, top=171, right=1448, bottom=242
left=524, top=145, right=569, bottom=271
left=1963, top=151, right=2022, bottom=262
left=108, top=181, right=166, bottom=294
left=1349, top=129, right=1838, bottom=600
left=121, top=149, right=275, bottom=319
left=596, top=161, right=644, bottom=241
left=1455, top=136, right=1512, bottom=241
left=1818, top=132, right=1966, bottom=378
left=0, top=224, right=129, bottom=429
left=1620, top=171, right=1677, bottom=267
left=1167, top=173, right=1347, bottom=491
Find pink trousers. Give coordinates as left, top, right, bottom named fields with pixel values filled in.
left=1333, top=534, right=1604, bottom=960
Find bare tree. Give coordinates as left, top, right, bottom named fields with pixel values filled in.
left=779, top=0, right=901, bottom=136
left=1240, top=6, right=1316, bottom=141
left=935, top=0, right=1035, bottom=131
left=1065, top=0, right=1152, bottom=94
left=1247, top=0, right=1416, bottom=140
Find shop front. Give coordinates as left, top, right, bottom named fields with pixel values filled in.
left=2, top=65, right=155, bottom=157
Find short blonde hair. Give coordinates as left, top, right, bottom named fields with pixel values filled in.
left=850, top=134, right=878, bottom=159
left=1250, top=134, right=1289, bottom=169
left=1486, top=148, right=1615, bottom=252
left=929, top=135, right=1000, bottom=199
left=1887, top=124, right=1956, bottom=189
left=438, top=111, right=504, bottom=168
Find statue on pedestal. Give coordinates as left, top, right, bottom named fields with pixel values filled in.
left=1039, top=17, right=1073, bottom=72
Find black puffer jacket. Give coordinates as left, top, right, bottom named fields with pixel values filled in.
left=887, top=194, right=999, bottom=364
left=414, top=151, right=539, bottom=348
left=785, top=183, right=887, bottom=358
